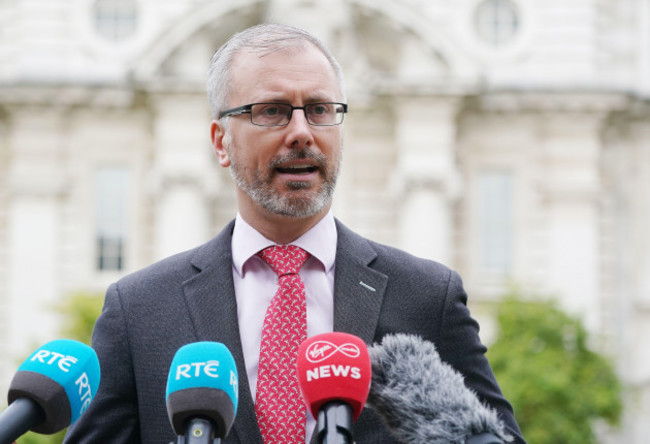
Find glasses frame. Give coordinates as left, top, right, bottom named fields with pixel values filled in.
left=218, top=102, right=348, bottom=127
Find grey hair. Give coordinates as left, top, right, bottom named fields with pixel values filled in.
left=206, top=23, right=346, bottom=119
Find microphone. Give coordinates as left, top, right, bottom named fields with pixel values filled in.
left=366, top=334, right=511, bottom=444
left=0, top=339, right=100, bottom=444
left=166, top=342, right=239, bottom=444
left=296, top=332, right=371, bottom=444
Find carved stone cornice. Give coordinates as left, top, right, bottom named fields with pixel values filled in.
left=146, top=168, right=222, bottom=201
left=4, top=171, right=69, bottom=198
left=0, top=84, right=137, bottom=109
left=474, top=90, right=631, bottom=114
left=389, top=168, right=462, bottom=203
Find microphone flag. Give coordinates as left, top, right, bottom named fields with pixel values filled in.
left=297, top=332, right=371, bottom=420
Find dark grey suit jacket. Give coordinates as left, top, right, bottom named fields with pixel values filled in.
left=64, top=219, right=525, bottom=443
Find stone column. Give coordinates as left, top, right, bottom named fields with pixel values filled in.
left=539, top=112, right=603, bottom=331
left=149, top=93, right=215, bottom=260
left=392, top=97, right=461, bottom=264
left=4, top=108, right=67, bottom=359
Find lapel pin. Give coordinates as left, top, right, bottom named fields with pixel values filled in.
left=359, top=281, right=376, bottom=292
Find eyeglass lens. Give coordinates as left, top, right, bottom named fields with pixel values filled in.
left=250, top=103, right=344, bottom=126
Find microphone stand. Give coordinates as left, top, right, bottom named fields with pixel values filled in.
left=315, top=401, right=353, bottom=444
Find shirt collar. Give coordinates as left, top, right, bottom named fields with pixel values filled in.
left=231, top=211, right=337, bottom=277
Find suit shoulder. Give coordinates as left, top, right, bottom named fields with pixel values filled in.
left=335, top=219, right=457, bottom=279
left=119, top=248, right=195, bottom=285
left=115, top=233, right=227, bottom=292
left=117, top=221, right=233, bottom=287
left=368, top=238, right=456, bottom=278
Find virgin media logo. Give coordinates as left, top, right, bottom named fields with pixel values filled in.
left=305, top=340, right=360, bottom=363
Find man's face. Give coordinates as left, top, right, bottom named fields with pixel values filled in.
left=211, top=44, right=344, bottom=221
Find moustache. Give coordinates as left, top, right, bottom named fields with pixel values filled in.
left=268, top=149, right=328, bottom=170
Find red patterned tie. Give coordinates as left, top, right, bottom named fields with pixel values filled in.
left=255, top=245, right=309, bottom=443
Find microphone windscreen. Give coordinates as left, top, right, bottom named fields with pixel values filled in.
left=297, top=332, right=371, bottom=420
left=8, top=339, right=100, bottom=433
left=367, top=334, right=510, bottom=444
left=166, top=342, right=238, bottom=438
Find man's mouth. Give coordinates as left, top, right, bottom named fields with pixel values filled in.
left=276, top=164, right=318, bottom=175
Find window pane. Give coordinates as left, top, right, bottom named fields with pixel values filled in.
left=479, top=170, right=513, bottom=274
left=475, top=0, right=520, bottom=47
left=95, top=166, right=128, bottom=271
left=93, top=0, right=138, bottom=41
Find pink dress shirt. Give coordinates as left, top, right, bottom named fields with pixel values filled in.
left=231, top=211, right=337, bottom=442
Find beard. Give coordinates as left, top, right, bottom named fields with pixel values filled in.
left=224, top=134, right=341, bottom=218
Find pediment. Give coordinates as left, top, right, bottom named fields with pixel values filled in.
left=131, top=0, right=481, bottom=95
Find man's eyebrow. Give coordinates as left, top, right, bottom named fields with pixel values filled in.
left=298, top=93, right=340, bottom=104
left=304, top=97, right=337, bottom=104
left=254, top=99, right=291, bottom=104
left=253, top=95, right=337, bottom=104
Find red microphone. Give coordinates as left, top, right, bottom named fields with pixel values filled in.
left=297, top=332, right=371, bottom=444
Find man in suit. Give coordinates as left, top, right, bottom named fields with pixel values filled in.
left=64, top=23, right=525, bottom=443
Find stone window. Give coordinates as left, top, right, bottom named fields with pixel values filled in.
left=474, top=0, right=520, bottom=47
left=93, top=0, right=138, bottom=42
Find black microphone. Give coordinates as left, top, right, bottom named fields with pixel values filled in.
left=165, top=342, right=239, bottom=444
left=0, top=339, right=100, bottom=444
left=366, top=334, right=511, bottom=444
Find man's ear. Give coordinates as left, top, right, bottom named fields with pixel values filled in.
left=210, top=120, right=231, bottom=167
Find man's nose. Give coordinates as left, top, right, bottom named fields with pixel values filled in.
left=285, top=108, right=314, bottom=148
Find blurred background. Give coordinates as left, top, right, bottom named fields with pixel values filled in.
left=0, top=0, right=648, bottom=442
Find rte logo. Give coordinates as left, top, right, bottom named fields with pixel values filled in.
left=175, top=360, right=221, bottom=380
left=31, top=349, right=78, bottom=373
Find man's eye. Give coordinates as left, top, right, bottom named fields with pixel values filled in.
left=309, top=104, right=330, bottom=115
left=260, top=106, right=281, bottom=116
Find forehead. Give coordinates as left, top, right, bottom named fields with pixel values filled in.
left=228, top=43, right=341, bottom=103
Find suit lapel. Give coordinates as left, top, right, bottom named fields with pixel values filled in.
left=309, top=221, right=387, bottom=444
left=182, top=220, right=263, bottom=444
left=332, top=220, right=387, bottom=345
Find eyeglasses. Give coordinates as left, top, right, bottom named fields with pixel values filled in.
left=218, top=102, right=348, bottom=127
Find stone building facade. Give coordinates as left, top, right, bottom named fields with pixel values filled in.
left=0, top=0, right=649, bottom=441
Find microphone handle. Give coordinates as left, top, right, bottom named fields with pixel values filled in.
left=466, top=432, right=504, bottom=444
left=175, top=418, right=221, bottom=444
left=0, top=398, right=44, bottom=444
left=316, top=401, right=353, bottom=444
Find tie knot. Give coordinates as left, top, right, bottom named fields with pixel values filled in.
left=258, top=245, right=309, bottom=277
